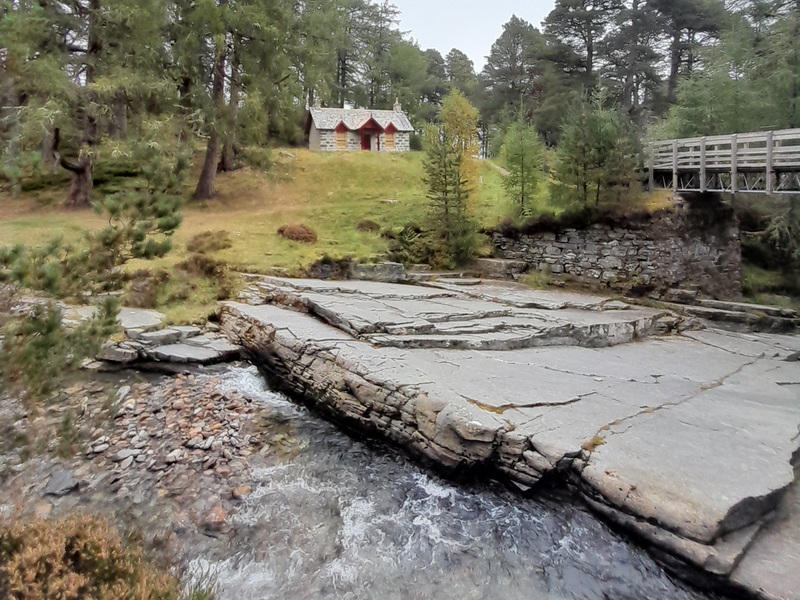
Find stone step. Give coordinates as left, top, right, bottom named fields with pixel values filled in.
left=666, top=304, right=799, bottom=334
left=696, top=298, right=798, bottom=319
left=471, top=258, right=528, bottom=280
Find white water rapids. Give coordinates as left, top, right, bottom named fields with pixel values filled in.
left=187, top=366, right=714, bottom=600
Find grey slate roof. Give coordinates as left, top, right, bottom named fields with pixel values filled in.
left=308, top=107, right=414, bottom=132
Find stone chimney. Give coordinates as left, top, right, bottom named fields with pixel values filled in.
left=393, top=98, right=402, bottom=112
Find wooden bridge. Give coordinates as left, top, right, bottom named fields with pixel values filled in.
left=647, top=129, right=800, bottom=194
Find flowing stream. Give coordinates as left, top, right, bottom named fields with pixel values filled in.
left=190, top=366, right=714, bottom=600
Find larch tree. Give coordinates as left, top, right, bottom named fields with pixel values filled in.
left=438, top=90, right=480, bottom=184
left=423, top=89, right=481, bottom=266
left=502, top=119, right=545, bottom=218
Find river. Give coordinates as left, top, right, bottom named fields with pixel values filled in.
left=189, top=366, right=715, bottom=600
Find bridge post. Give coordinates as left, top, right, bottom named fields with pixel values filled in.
left=731, top=134, right=738, bottom=194
left=648, top=142, right=654, bottom=191
left=766, top=131, right=774, bottom=194
left=672, top=140, right=678, bottom=193
left=700, top=137, right=707, bottom=192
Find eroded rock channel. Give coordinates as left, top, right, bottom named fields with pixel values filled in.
left=222, top=276, right=800, bottom=599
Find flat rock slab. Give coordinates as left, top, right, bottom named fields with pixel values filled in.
left=63, top=305, right=166, bottom=331
left=44, top=469, right=78, bottom=497
left=223, top=278, right=800, bottom=599
left=732, top=479, right=800, bottom=600
left=429, top=280, right=629, bottom=311
left=252, top=278, right=664, bottom=351
left=151, top=342, right=240, bottom=365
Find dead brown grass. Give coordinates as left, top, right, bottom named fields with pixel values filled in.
left=0, top=514, right=211, bottom=599
left=277, top=224, right=318, bottom=244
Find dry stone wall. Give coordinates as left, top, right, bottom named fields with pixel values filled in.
left=493, top=202, right=742, bottom=298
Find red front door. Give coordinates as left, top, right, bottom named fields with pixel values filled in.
left=361, top=134, right=371, bottom=150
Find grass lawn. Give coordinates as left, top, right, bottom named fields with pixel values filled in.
left=1, top=150, right=512, bottom=270
left=0, top=150, right=515, bottom=322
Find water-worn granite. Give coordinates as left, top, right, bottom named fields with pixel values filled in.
left=221, top=277, right=800, bottom=598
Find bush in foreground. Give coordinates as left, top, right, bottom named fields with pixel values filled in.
left=0, top=515, right=214, bottom=600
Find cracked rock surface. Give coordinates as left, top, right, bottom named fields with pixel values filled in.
left=223, top=277, right=800, bottom=599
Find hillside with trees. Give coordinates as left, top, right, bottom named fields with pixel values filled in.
left=1, top=0, right=799, bottom=397
left=0, top=3, right=799, bottom=595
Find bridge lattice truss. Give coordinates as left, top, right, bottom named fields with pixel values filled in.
left=648, top=129, right=800, bottom=194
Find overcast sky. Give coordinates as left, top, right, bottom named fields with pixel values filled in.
left=394, top=0, right=556, bottom=71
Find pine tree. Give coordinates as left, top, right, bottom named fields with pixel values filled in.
left=502, top=120, right=545, bottom=217
left=481, top=16, right=546, bottom=122
left=650, top=0, right=728, bottom=104
left=445, top=49, right=479, bottom=99
left=544, top=0, right=624, bottom=82
left=554, top=92, right=637, bottom=206
left=1, top=0, right=174, bottom=206
left=602, top=0, right=665, bottom=123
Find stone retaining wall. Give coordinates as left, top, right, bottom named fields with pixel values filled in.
left=493, top=202, right=742, bottom=298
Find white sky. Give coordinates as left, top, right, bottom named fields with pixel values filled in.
left=394, top=0, right=557, bottom=70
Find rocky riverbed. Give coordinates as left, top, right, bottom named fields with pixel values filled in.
left=221, top=276, right=800, bottom=599
left=0, top=364, right=721, bottom=600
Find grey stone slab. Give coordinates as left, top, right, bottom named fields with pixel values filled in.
left=732, top=480, right=800, bottom=600
left=118, top=308, right=166, bottom=331
left=581, top=378, right=800, bottom=544
left=63, top=305, right=166, bottom=332
left=139, top=328, right=182, bottom=346
left=222, top=303, right=354, bottom=343
left=260, top=277, right=455, bottom=299
left=220, top=278, right=800, bottom=598
left=98, top=344, right=139, bottom=363
left=172, top=325, right=203, bottom=340
left=429, top=280, right=622, bottom=310
left=44, top=469, right=78, bottom=497
left=698, top=298, right=798, bottom=319
left=149, top=341, right=239, bottom=365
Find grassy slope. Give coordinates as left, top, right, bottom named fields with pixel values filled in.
left=0, top=150, right=512, bottom=322
left=1, top=150, right=509, bottom=271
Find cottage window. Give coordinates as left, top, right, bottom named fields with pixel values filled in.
left=384, top=132, right=396, bottom=150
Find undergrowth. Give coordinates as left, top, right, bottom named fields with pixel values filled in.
left=0, top=515, right=215, bottom=600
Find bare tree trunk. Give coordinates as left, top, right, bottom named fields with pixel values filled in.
left=178, top=76, right=193, bottom=143
left=63, top=156, right=94, bottom=207
left=60, top=0, right=100, bottom=207
left=193, top=45, right=227, bottom=200
left=621, top=0, right=639, bottom=114
left=219, top=38, right=240, bottom=173
left=667, top=28, right=682, bottom=105
left=41, top=130, right=59, bottom=174
left=789, top=0, right=800, bottom=127
left=108, top=92, right=128, bottom=139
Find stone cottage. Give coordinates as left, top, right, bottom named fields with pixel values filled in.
left=304, top=101, right=413, bottom=152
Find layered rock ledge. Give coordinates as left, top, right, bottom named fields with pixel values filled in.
left=221, top=277, right=800, bottom=599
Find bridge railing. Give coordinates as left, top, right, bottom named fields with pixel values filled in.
left=648, top=128, right=800, bottom=194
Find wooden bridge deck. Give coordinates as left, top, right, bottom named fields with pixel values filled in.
left=648, top=129, right=800, bottom=194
